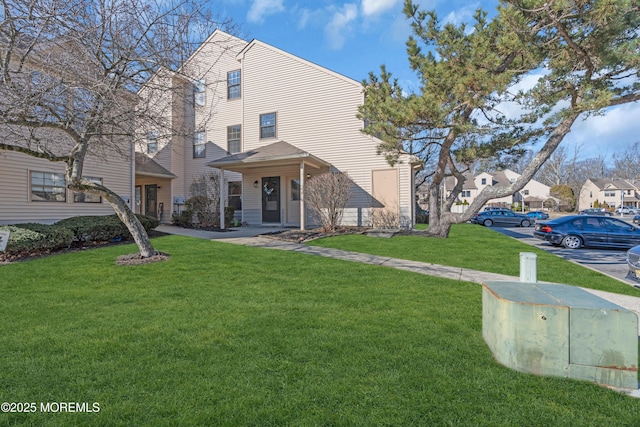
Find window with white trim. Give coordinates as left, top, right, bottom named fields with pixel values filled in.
left=31, top=171, right=66, bottom=202
left=227, top=125, right=241, bottom=153
left=194, top=79, right=205, bottom=106
left=193, top=130, right=206, bottom=158
left=227, top=70, right=241, bottom=99
left=147, top=130, right=158, bottom=154
left=461, top=190, right=471, bottom=197
left=260, top=112, right=276, bottom=139
left=74, top=176, right=103, bottom=203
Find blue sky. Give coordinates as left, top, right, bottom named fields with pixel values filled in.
left=217, top=0, right=640, bottom=164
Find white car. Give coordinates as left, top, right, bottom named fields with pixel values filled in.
left=616, top=207, right=633, bottom=215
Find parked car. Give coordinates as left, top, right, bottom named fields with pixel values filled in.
left=578, top=208, right=613, bottom=216
left=626, top=245, right=640, bottom=282
left=616, top=206, right=634, bottom=215
left=533, top=215, right=640, bottom=249
left=471, top=209, right=532, bottom=227
left=525, top=211, right=549, bottom=220
left=634, top=215, right=640, bottom=225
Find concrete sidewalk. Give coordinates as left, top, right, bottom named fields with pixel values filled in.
left=156, top=225, right=640, bottom=321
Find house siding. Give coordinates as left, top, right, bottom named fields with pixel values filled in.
left=0, top=148, right=133, bottom=225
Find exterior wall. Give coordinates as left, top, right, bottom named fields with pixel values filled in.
left=0, top=148, right=133, bottom=225
left=240, top=41, right=414, bottom=226
left=578, top=180, right=600, bottom=210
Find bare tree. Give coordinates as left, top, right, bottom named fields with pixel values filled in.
left=188, top=172, right=221, bottom=228
left=305, top=172, right=352, bottom=232
left=0, top=0, right=237, bottom=258
left=612, top=143, right=640, bottom=179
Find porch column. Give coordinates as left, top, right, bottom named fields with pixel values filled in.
left=219, top=168, right=225, bottom=229
left=300, top=161, right=306, bottom=231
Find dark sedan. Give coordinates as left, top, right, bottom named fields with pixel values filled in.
left=534, top=215, right=640, bottom=249
left=471, top=209, right=532, bottom=227
left=578, top=208, right=613, bottom=216
left=626, top=245, right=640, bottom=282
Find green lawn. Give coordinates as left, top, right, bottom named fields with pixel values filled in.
left=310, top=223, right=640, bottom=296
left=1, top=234, right=639, bottom=426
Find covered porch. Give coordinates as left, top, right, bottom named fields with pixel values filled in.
left=207, top=141, right=331, bottom=230
left=134, top=153, right=177, bottom=223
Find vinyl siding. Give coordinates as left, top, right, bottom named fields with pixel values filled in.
left=0, top=148, right=133, bottom=225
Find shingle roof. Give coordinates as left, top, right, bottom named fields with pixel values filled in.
left=135, top=153, right=177, bottom=179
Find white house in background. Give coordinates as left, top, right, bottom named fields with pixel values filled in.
left=578, top=178, right=640, bottom=211
left=443, top=169, right=552, bottom=213
left=135, top=30, right=420, bottom=229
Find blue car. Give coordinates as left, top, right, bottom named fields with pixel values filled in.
left=525, top=211, right=549, bottom=220
left=534, top=215, right=640, bottom=249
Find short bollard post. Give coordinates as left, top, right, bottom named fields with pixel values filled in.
left=520, top=252, right=537, bottom=283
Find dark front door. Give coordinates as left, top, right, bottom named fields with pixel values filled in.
left=262, top=177, right=280, bottom=223
left=145, top=184, right=157, bottom=218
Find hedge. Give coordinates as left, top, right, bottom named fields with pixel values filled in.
left=56, top=214, right=160, bottom=242
left=0, top=223, right=74, bottom=255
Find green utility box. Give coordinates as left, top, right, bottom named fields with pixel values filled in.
left=483, top=281, right=638, bottom=389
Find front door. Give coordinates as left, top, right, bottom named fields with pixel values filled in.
left=145, top=184, right=157, bottom=218
left=262, top=177, right=280, bottom=223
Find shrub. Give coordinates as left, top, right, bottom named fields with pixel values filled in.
left=172, top=210, right=193, bottom=227
left=225, top=207, right=235, bottom=226
left=0, top=223, right=73, bottom=255
left=56, top=214, right=159, bottom=242
left=305, top=172, right=352, bottom=232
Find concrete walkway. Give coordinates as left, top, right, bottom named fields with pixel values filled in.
left=156, top=225, right=640, bottom=322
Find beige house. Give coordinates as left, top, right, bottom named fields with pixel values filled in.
left=135, top=30, right=419, bottom=229
left=443, top=169, right=552, bottom=212
left=578, top=178, right=640, bottom=211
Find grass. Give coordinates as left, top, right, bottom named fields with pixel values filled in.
left=309, top=223, right=640, bottom=296
left=0, top=234, right=639, bottom=426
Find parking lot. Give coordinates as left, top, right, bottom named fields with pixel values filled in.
left=492, top=215, right=638, bottom=287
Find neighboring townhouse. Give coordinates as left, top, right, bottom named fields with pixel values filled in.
left=136, top=30, right=420, bottom=229
left=0, top=39, right=135, bottom=225
left=578, top=178, right=640, bottom=211
left=443, top=169, right=552, bottom=212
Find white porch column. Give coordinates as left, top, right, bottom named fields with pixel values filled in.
left=219, top=169, right=225, bottom=229
left=300, top=161, right=306, bottom=231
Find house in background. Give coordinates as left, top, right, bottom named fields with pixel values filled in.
left=443, top=169, right=552, bottom=212
left=135, top=30, right=420, bottom=229
left=578, top=178, right=640, bottom=211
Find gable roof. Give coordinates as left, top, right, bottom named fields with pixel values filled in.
left=590, top=178, right=638, bottom=191
left=135, top=153, right=177, bottom=179
left=206, top=140, right=331, bottom=172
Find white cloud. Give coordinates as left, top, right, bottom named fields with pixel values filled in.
left=361, top=0, right=400, bottom=16
left=443, top=4, right=479, bottom=26
left=324, top=4, right=358, bottom=50
left=247, top=0, right=285, bottom=24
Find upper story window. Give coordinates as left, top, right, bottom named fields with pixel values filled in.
left=193, top=130, right=206, bottom=158
left=260, top=112, right=276, bottom=139
left=31, top=171, right=66, bottom=202
left=74, top=176, right=103, bottom=203
left=605, top=190, right=616, bottom=197
left=227, top=70, right=241, bottom=100
left=227, top=125, right=241, bottom=154
left=147, top=130, right=158, bottom=154
left=461, top=190, right=471, bottom=197
left=481, top=178, right=486, bottom=185
left=194, top=79, right=205, bottom=106
left=523, top=189, right=529, bottom=195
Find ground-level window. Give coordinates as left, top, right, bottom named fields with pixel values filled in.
left=227, top=125, right=241, bottom=153
left=74, top=176, right=103, bottom=203
left=31, top=171, right=66, bottom=202
left=260, top=112, right=276, bottom=139
left=228, top=181, right=242, bottom=213
left=193, top=130, right=206, bottom=158
left=291, top=179, right=300, bottom=201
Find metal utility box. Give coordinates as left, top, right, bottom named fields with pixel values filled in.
left=483, top=281, right=638, bottom=389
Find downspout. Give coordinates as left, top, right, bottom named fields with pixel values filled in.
left=300, top=161, right=305, bottom=231
left=219, top=168, right=225, bottom=229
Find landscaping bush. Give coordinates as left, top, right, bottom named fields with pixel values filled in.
left=225, top=206, right=235, bottom=226
left=171, top=209, right=193, bottom=227
left=56, top=214, right=159, bottom=242
left=0, top=223, right=74, bottom=255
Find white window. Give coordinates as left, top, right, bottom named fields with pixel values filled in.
left=260, top=112, right=276, bottom=139
left=461, top=190, right=471, bottom=197
left=147, top=130, right=158, bottom=154
left=227, top=125, right=241, bottom=153
left=31, top=171, right=66, bottom=202
left=193, top=130, right=206, bottom=158
left=74, top=176, right=103, bottom=203
left=227, top=71, right=241, bottom=99
left=481, top=178, right=486, bottom=185
left=194, top=79, right=205, bottom=106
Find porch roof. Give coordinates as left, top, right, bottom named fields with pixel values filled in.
left=135, top=153, right=177, bottom=179
left=206, top=140, right=331, bottom=172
